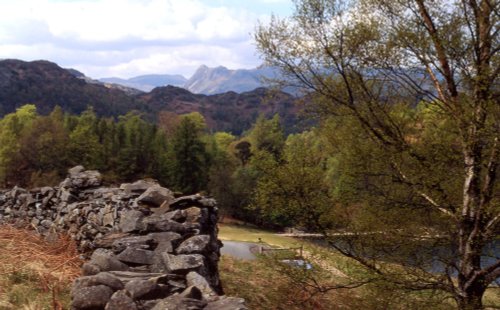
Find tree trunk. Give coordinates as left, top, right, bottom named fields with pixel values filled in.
left=456, top=287, right=485, bottom=310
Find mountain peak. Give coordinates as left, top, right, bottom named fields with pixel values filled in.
left=184, top=65, right=277, bottom=95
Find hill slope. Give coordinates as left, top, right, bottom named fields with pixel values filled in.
left=0, top=59, right=147, bottom=116
left=0, top=60, right=300, bottom=134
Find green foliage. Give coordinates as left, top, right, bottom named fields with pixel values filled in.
left=247, top=114, right=285, bottom=159
left=252, top=130, right=334, bottom=229
left=68, top=107, right=103, bottom=169
left=0, top=105, right=37, bottom=186
left=170, top=116, right=210, bottom=194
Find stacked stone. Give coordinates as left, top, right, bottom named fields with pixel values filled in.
left=0, top=166, right=247, bottom=310
left=0, top=166, right=138, bottom=252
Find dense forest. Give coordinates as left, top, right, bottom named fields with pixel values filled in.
left=0, top=104, right=292, bottom=226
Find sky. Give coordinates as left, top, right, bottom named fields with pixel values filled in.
left=0, top=0, right=293, bottom=79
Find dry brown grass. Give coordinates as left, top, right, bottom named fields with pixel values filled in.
left=0, top=225, right=82, bottom=309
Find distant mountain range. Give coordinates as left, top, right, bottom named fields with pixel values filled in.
left=100, top=74, right=187, bottom=92
left=0, top=59, right=301, bottom=134
left=98, top=65, right=280, bottom=95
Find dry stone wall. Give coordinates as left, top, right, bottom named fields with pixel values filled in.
left=0, top=166, right=247, bottom=310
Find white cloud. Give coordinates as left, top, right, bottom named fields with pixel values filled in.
left=0, top=0, right=290, bottom=78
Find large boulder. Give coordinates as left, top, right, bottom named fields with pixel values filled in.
left=136, top=186, right=174, bottom=207
left=66, top=166, right=102, bottom=189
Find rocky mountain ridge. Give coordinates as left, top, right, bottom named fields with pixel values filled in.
left=183, top=65, right=278, bottom=95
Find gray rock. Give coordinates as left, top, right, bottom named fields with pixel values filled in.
left=73, top=272, right=124, bottom=291
left=106, top=271, right=168, bottom=283
left=120, top=180, right=157, bottom=195
left=142, top=216, right=197, bottom=233
left=162, top=254, right=205, bottom=273
left=125, top=279, right=169, bottom=300
left=90, top=248, right=129, bottom=272
left=60, top=189, right=77, bottom=203
left=169, top=195, right=216, bottom=210
left=119, top=210, right=145, bottom=233
left=162, top=209, right=187, bottom=222
left=116, top=247, right=155, bottom=265
left=148, top=232, right=182, bottom=246
left=82, top=262, right=101, bottom=276
left=105, top=290, right=138, bottom=310
left=70, top=169, right=102, bottom=189
left=69, top=165, right=85, bottom=176
left=112, top=235, right=156, bottom=253
left=136, top=186, right=174, bottom=207
left=151, top=295, right=207, bottom=310
left=155, top=240, right=174, bottom=254
left=71, top=284, right=113, bottom=310
left=40, top=186, right=54, bottom=196
left=179, top=286, right=203, bottom=300
left=176, top=235, right=210, bottom=255
left=184, top=207, right=203, bottom=223
left=102, top=212, right=114, bottom=227
left=186, top=271, right=216, bottom=298
left=93, top=232, right=130, bottom=248
left=205, top=296, right=248, bottom=310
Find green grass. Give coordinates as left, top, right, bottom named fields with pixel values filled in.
left=218, top=223, right=301, bottom=248
left=218, top=223, right=500, bottom=309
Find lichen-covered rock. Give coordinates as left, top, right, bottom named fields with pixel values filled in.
left=112, top=235, right=156, bottom=253
left=71, top=285, right=114, bottom=310
left=186, top=271, right=216, bottom=299
left=176, top=235, right=210, bottom=255
left=162, top=254, right=206, bottom=274
left=119, top=210, right=145, bottom=233
left=66, top=166, right=102, bottom=189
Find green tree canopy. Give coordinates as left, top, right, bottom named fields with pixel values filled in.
left=256, top=0, right=499, bottom=308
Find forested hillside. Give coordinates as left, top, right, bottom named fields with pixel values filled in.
left=0, top=59, right=299, bottom=135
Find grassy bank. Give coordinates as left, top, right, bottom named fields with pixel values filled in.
left=0, top=226, right=81, bottom=310
left=218, top=223, right=500, bottom=310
